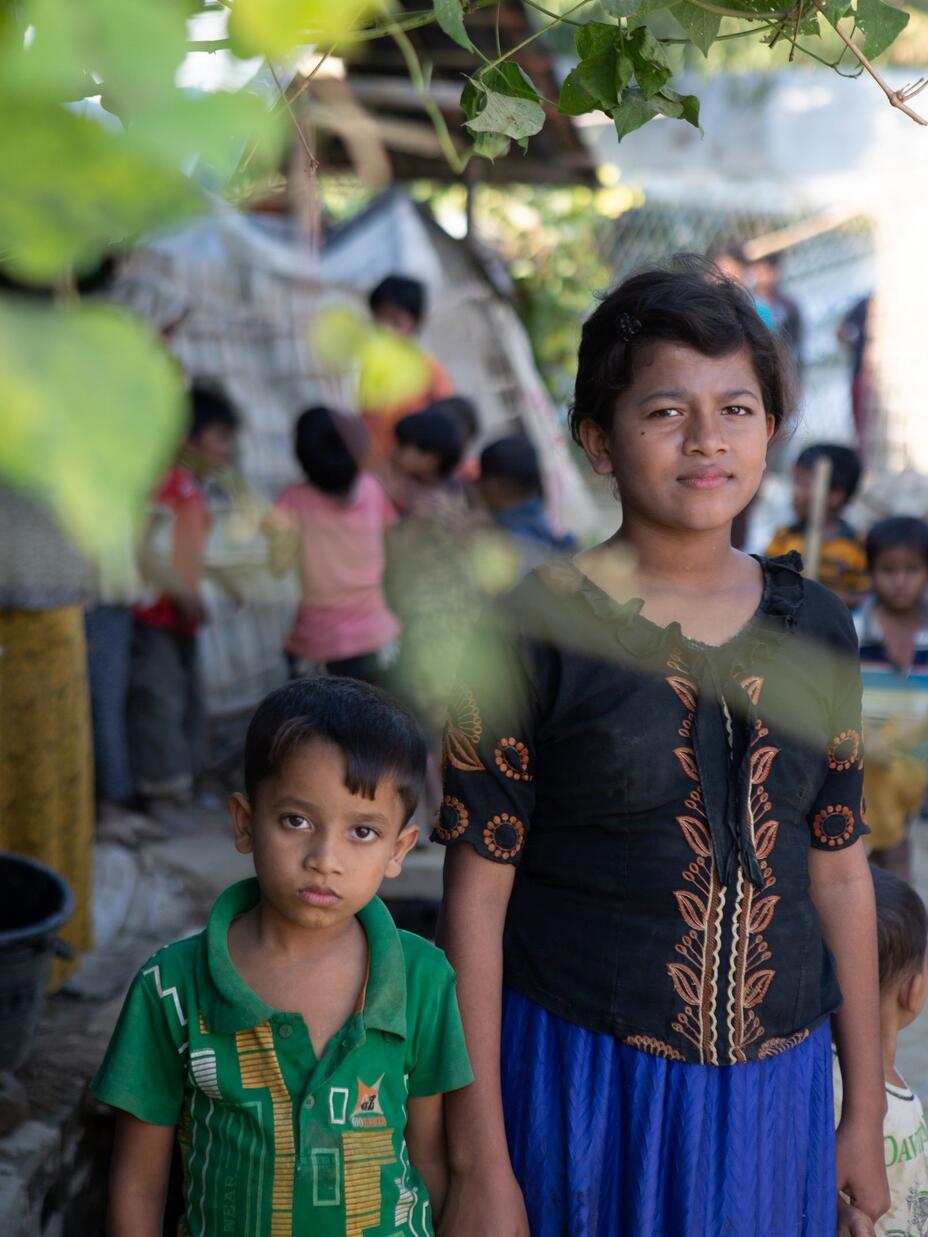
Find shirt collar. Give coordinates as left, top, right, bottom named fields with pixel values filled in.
left=197, top=878, right=407, bottom=1039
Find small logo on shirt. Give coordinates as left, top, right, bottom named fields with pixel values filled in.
left=351, top=1075, right=386, bottom=1127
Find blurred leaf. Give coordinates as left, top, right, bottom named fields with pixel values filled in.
left=6, top=0, right=189, bottom=114
left=482, top=63, right=540, bottom=101
left=854, top=0, right=909, bottom=58
left=471, top=130, right=512, bottom=159
left=0, top=297, right=186, bottom=556
left=469, top=531, right=521, bottom=596
left=434, top=0, right=473, bottom=50
left=602, top=0, right=645, bottom=14
left=228, top=0, right=387, bottom=58
left=125, top=90, right=285, bottom=181
left=627, top=27, right=673, bottom=97
left=312, top=305, right=371, bottom=369
left=357, top=331, right=432, bottom=414
left=612, top=89, right=659, bottom=138
left=0, top=100, right=199, bottom=282
left=466, top=88, right=545, bottom=139
left=671, top=1, right=721, bottom=54
left=559, top=68, right=598, bottom=115
left=576, top=21, right=621, bottom=57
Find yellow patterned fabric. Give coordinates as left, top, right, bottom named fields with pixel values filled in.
left=765, top=522, right=869, bottom=598
left=0, top=607, right=93, bottom=988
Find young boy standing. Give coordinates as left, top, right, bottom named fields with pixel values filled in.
left=129, top=385, right=239, bottom=826
left=834, top=865, right=928, bottom=1236
left=765, top=442, right=868, bottom=605
left=478, top=434, right=577, bottom=576
left=94, top=677, right=472, bottom=1236
left=856, top=516, right=928, bottom=881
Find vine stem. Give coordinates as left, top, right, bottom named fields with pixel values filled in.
left=479, top=0, right=598, bottom=75
left=685, top=0, right=792, bottom=17
left=811, top=0, right=927, bottom=124
left=391, top=25, right=469, bottom=173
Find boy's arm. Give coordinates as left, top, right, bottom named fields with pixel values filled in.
left=809, top=840, right=889, bottom=1224
left=106, top=1112, right=175, bottom=1237
left=405, top=1094, right=448, bottom=1223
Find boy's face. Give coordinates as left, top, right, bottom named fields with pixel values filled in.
left=392, top=442, right=443, bottom=486
left=872, top=544, right=928, bottom=614
left=231, top=739, right=417, bottom=932
left=190, top=422, right=237, bottom=472
left=373, top=303, right=418, bottom=338
left=791, top=465, right=846, bottom=523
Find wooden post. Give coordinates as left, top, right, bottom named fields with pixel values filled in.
left=804, top=454, right=833, bottom=581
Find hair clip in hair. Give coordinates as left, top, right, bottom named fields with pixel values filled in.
left=618, top=313, right=641, bottom=343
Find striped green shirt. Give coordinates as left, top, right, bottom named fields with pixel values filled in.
left=93, top=879, right=473, bottom=1236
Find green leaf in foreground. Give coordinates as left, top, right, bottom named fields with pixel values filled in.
left=612, top=90, right=660, bottom=139
left=854, top=0, right=909, bottom=60
left=627, top=27, right=673, bottom=97
left=0, top=99, right=199, bottom=282
left=0, top=297, right=186, bottom=558
left=466, top=88, right=545, bottom=140
left=671, top=0, right=722, bottom=55
left=434, top=0, right=474, bottom=51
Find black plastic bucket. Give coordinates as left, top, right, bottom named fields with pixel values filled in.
left=0, top=853, right=73, bottom=1070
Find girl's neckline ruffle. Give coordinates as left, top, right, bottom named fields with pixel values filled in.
left=539, top=551, right=804, bottom=670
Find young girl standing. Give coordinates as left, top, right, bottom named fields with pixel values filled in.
left=435, top=261, right=888, bottom=1236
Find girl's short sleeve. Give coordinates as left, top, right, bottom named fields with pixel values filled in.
left=806, top=600, right=870, bottom=852
left=431, top=612, right=536, bottom=866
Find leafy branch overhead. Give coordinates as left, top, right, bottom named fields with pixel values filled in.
left=437, top=0, right=922, bottom=156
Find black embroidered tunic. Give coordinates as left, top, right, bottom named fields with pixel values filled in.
left=433, top=555, right=869, bottom=1067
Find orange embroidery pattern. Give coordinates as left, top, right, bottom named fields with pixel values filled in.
left=443, top=688, right=485, bottom=774
left=827, top=730, right=860, bottom=772
left=624, top=1035, right=686, bottom=1062
left=727, top=704, right=781, bottom=1064
left=741, top=675, right=765, bottom=707
left=482, top=813, right=525, bottom=861
left=494, top=738, right=531, bottom=781
left=434, top=796, right=469, bottom=842
left=666, top=654, right=725, bottom=1066
left=812, top=804, right=856, bottom=848
left=757, top=1029, right=810, bottom=1060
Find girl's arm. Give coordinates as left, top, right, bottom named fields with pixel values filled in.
left=106, top=1112, right=175, bottom=1237
left=809, top=840, right=889, bottom=1224
left=436, top=844, right=529, bottom=1237
left=406, top=1094, right=448, bottom=1222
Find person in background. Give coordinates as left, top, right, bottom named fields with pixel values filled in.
left=856, top=516, right=928, bottom=882
left=270, top=405, right=400, bottom=689
left=765, top=442, right=869, bottom=605
left=839, top=294, right=875, bottom=459
left=709, top=244, right=746, bottom=284
left=128, top=385, right=239, bottom=831
left=750, top=252, right=804, bottom=377
left=834, top=865, right=928, bottom=1237
left=478, top=434, right=577, bottom=575
left=430, top=396, right=481, bottom=484
left=94, top=676, right=473, bottom=1237
left=362, top=275, right=455, bottom=462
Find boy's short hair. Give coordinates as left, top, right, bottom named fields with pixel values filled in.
left=866, top=515, right=928, bottom=571
left=369, top=275, right=425, bottom=326
left=189, top=384, right=240, bottom=439
left=294, top=405, right=368, bottom=497
left=872, top=864, right=928, bottom=988
left=395, top=407, right=463, bottom=479
left=480, top=435, right=543, bottom=498
left=795, top=443, right=862, bottom=502
left=429, top=396, right=480, bottom=444
left=244, top=677, right=427, bottom=825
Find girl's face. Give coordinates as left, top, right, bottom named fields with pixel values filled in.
left=581, top=341, right=775, bottom=535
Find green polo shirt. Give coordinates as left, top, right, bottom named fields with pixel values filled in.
left=92, top=879, right=473, bottom=1237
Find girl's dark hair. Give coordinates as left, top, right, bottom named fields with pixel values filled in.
left=569, top=255, right=791, bottom=446
left=866, top=515, right=928, bottom=571
left=244, top=677, right=427, bottom=824
left=294, top=405, right=368, bottom=497
left=369, top=274, right=425, bottom=325
left=395, top=406, right=463, bottom=478
left=871, top=864, right=928, bottom=988
left=796, top=443, right=862, bottom=502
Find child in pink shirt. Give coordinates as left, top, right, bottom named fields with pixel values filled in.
left=273, top=406, right=400, bottom=687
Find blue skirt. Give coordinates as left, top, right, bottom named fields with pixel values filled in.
left=500, top=988, right=835, bottom=1237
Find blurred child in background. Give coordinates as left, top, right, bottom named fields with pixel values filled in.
left=766, top=443, right=868, bottom=605
left=834, top=865, right=928, bottom=1236
left=272, top=406, right=400, bottom=690
left=856, top=517, right=928, bottom=881
left=362, top=275, right=455, bottom=462
left=478, top=434, right=577, bottom=575
left=129, top=385, right=239, bottom=830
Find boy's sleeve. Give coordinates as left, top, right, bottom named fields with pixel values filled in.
left=91, top=959, right=187, bottom=1126
left=406, top=952, right=473, bottom=1098
left=807, top=600, right=870, bottom=852
left=431, top=609, right=536, bottom=867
